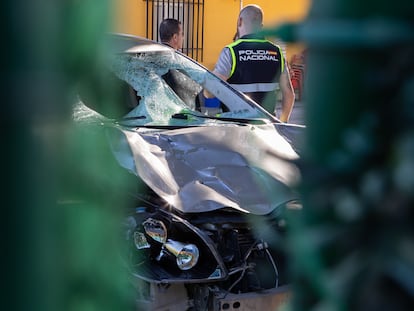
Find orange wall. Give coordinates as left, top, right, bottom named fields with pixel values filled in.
left=112, top=0, right=310, bottom=69
left=112, top=0, right=147, bottom=35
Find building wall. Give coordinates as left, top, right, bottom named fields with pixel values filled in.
left=112, top=0, right=310, bottom=69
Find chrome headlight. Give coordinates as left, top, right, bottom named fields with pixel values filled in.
left=143, top=218, right=167, bottom=243
left=126, top=210, right=227, bottom=282
left=141, top=218, right=200, bottom=270
left=164, top=239, right=199, bottom=270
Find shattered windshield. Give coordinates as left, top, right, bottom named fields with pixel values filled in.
left=104, top=50, right=273, bottom=126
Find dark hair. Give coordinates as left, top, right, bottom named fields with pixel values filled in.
left=159, top=18, right=181, bottom=42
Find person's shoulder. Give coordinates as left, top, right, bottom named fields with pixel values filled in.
left=217, top=46, right=231, bottom=59
left=219, top=44, right=232, bottom=53
left=225, top=41, right=236, bottom=47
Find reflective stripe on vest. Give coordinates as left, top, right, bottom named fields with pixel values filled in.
left=230, top=82, right=280, bottom=93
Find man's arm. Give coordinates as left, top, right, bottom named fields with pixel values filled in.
left=277, top=64, right=295, bottom=122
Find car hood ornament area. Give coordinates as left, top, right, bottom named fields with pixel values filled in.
left=107, top=124, right=301, bottom=215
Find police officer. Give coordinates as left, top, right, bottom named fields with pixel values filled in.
left=212, top=5, right=295, bottom=122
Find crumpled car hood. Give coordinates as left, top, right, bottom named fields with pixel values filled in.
left=107, top=123, right=301, bottom=215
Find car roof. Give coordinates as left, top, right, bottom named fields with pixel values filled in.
left=107, top=32, right=173, bottom=54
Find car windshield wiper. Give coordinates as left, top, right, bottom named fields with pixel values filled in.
left=171, top=112, right=269, bottom=125
left=118, top=115, right=147, bottom=121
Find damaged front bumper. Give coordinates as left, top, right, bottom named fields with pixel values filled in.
left=135, top=282, right=291, bottom=311
left=211, top=285, right=291, bottom=311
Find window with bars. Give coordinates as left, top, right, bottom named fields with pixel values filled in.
left=144, top=0, right=204, bottom=62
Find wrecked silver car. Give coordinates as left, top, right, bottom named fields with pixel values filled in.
left=74, top=33, right=304, bottom=311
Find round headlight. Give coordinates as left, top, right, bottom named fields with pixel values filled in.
left=164, top=239, right=200, bottom=270
left=176, top=244, right=199, bottom=270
